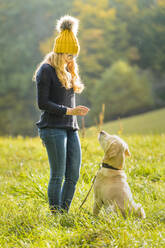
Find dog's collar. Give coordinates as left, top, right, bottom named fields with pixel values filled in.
left=102, top=162, right=120, bottom=170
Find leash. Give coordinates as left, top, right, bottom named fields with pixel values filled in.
left=79, top=164, right=101, bottom=209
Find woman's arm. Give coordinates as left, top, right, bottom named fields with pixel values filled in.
left=36, top=65, right=89, bottom=116
left=36, top=66, right=67, bottom=116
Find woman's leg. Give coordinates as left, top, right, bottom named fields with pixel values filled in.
left=61, top=130, right=81, bottom=212
left=38, top=128, right=67, bottom=211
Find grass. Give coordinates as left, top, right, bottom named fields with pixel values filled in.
left=86, top=107, right=165, bottom=136
left=0, top=133, right=165, bottom=247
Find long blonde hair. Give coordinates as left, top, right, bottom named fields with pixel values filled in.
left=33, top=52, right=84, bottom=94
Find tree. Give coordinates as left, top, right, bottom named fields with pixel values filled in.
left=91, top=61, right=154, bottom=122
left=128, top=3, right=165, bottom=74
left=0, top=0, right=73, bottom=136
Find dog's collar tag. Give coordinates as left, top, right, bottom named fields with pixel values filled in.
left=102, top=162, right=120, bottom=170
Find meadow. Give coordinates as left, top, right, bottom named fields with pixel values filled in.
left=0, top=109, right=165, bottom=247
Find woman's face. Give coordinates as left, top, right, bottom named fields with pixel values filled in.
left=64, top=54, right=77, bottom=63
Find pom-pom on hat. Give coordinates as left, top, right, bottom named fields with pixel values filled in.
left=53, top=15, right=80, bottom=55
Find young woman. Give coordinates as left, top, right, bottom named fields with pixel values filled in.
left=33, top=15, right=89, bottom=214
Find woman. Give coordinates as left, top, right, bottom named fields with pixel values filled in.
left=33, top=15, right=89, bottom=214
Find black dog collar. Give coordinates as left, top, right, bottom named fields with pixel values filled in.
left=102, top=162, right=120, bottom=170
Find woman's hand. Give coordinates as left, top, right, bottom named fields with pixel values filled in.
left=66, top=105, right=90, bottom=116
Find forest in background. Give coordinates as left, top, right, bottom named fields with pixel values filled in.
left=0, top=0, right=165, bottom=136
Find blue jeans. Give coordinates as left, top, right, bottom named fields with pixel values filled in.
left=38, top=127, right=81, bottom=212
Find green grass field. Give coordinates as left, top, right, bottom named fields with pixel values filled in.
left=0, top=109, right=165, bottom=247
left=86, top=107, right=165, bottom=136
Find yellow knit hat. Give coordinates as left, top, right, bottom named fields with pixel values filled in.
left=53, top=15, right=80, bottom=55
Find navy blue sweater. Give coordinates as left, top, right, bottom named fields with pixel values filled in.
left=36, top=63, right=79, bottom=130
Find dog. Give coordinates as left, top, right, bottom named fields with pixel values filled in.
left=93, top=130, right=146, bottom=218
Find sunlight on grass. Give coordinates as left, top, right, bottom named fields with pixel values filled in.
left=0, top=134, right=165, bottom=247
left=86, top=108, right=165, bottom=136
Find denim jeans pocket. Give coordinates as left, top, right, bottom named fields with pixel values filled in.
left=38, top=128, right=50, bottom=138
left=38, top=127, right=66, bottom=141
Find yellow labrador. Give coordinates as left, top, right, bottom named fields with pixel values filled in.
left=93, top=130, right=146, bottom=218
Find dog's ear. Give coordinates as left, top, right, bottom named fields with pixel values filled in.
left=104, top=141, right=121, bottom=159
left=125, top=146, right=131, bottom=156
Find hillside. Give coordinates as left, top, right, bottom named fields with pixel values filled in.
left=86, top=108, right=165, bottom=137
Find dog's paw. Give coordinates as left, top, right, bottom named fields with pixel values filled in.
left=136, top=203, right=146, bottom=219
left=140, top=207, right=146, bottom=219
